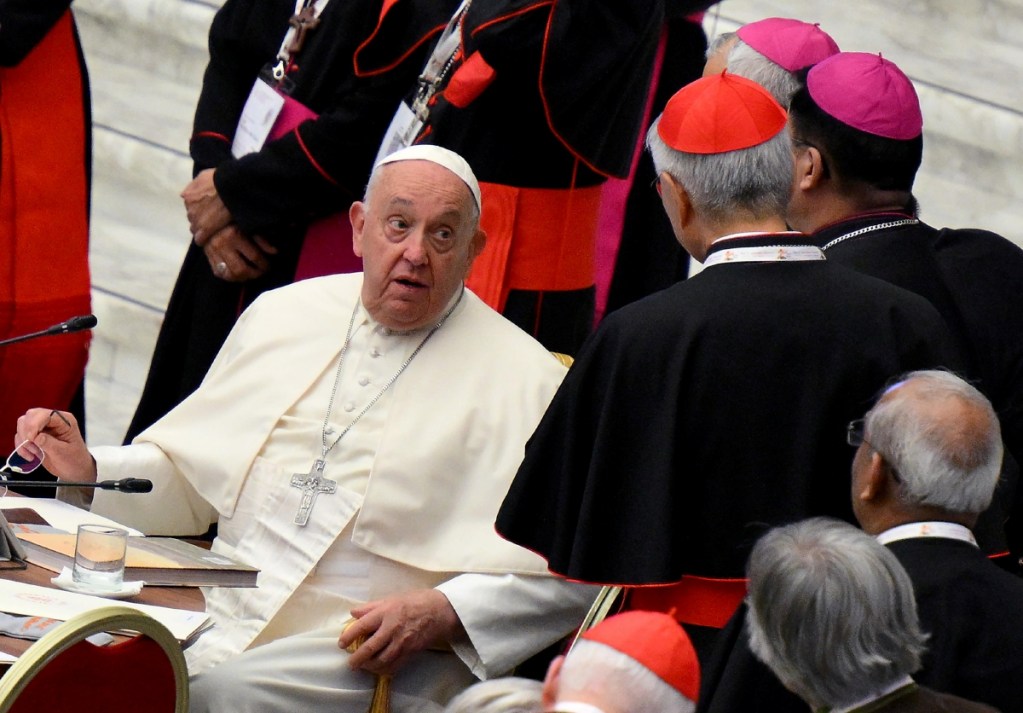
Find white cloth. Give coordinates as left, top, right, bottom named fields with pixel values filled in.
left=88, top=274, right=594, bottom=706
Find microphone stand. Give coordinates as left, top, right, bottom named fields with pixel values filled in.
left=0, top=315, right=98, bottom=348
left=0, top=479, right=153, bottom=493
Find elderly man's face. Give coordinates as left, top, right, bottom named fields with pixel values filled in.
left=351, top=160, right=484, bottom=330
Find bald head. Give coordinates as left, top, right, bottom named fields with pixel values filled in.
left=863, top=370, right=1002, bottom=515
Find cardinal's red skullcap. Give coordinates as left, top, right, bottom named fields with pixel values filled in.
left=580, top=611, right=700, bottom=702
left=657, top=72, right=787, bottom=154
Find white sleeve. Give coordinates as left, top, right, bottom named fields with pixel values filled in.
left=87, top=442, right=218, bottom=536
left=436, top=573, right=599, bottom=679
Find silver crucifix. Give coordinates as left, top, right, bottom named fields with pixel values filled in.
left=290, top=459, right=337, bottom=526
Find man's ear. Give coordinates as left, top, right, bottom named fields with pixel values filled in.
left=858, top=451, right=889, bottom=503
left=541, top=655, right=565, bottom=710
left=795, top=144, right=826, bottom=192
left=350, top=201, right=366, bottom=258
left=661, top=173, right=694, bottom=229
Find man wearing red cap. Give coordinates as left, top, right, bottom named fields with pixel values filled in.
left=543, top=611, right=700, bottom=713
left=496, top=72, right=957, bottom=655
left=786, top=51, right=1023, bottom=562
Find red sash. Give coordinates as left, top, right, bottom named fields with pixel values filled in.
left=627, top=576, right=748, bottom=629
left=467, top=182, right=601, bottom=311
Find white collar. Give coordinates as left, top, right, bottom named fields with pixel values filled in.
left=876, top=521, right=977, bottom=547
left=702, top=232, right=823, bottom=268
left=828, top=676, right=915, bottom=713
left=552, top=703, right=609, bottom=713
left=710, top=230, right=803, bottom=244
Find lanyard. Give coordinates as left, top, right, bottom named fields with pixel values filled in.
left=410, top=0, right=472, bottom=120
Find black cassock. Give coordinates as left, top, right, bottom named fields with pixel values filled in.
left=697, top=536, right=1023, bottom=713
left=496, top=234, right=959, bottom=584
left=818, top=213, right=1023, bottom=557
left=125, top=0, right=459, bottom=442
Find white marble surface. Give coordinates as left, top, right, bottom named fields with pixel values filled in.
left=76, top=0, right=1023, bottom=446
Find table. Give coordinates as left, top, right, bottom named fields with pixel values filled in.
left=0, top=554, right=206, bottom=660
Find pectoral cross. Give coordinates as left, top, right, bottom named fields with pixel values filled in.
left=287, top=6, right=321, bottom=55
left=290, top=459, right=337, bottom=526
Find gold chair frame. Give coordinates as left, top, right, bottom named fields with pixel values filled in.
left=0, top=605, right=189, bottom=713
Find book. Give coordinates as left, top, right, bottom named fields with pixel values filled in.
left=16, top=533, right=258, bottom=588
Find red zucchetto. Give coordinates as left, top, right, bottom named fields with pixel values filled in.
left=581, top=610, right=700, bottom=703
left=657, top=71, right=787, bottom=154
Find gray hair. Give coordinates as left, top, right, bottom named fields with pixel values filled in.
left=726, top=39, right=801, bottom=106
left=866, top=370, right=1002, bottom=514
left=746, top=518, right=928, bottom=710
left=442, top=678, right=542, bottom=713
left=646, top=117, right=793, bottom=228
left=705, top=32, right=737, bottom=63
left=557, top=639, right=695, bottom=713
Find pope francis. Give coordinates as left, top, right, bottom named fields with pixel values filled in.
left=14, top=146, right=595, bottom=712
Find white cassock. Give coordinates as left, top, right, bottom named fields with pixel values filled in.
left=87, top=274, right=596, bottom=712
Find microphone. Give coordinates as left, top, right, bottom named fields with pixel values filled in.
left=0, top=315, right=98, bottom=348
left=0, top=478, right=153, bottom=493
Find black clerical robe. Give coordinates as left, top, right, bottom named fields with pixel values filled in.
left=817, top=213, right=1023, bottom=556
left=125, top=0, right=459, bottom=442
left=404, top=0, right=677, bottom=353
left=496, top=235, right=958, bottom=585
left=696, top=536, right=1023, bottom=713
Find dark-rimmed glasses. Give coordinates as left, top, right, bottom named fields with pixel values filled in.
left=846, top=419, right=901, bottom=483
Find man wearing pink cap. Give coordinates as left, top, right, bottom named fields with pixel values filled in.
left=704, top=17, right=839, bottom=104
left=787, top=51, right=1023, bottom=563
left=497, top=72, right=957, bottom=656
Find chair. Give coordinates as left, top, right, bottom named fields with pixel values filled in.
left=0, top=605, right=188, bottom=713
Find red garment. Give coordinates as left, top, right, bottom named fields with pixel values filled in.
left=0, top=10, right=91, bottom=435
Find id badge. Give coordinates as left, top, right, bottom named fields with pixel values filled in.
left=232, top=75, right=287, bottom=158
left=374, top=101, right=424, bottom=165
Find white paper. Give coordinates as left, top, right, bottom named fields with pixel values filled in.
left=0, top=498, right=143, bottom=537
left=374, top=101, right=424, bottom=166
left=0, top=578, right=209, bottom=643
left=231, top=78, right=286, bottom=158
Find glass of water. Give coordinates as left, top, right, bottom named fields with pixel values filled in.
left=73, top=524, right=128, bottom=591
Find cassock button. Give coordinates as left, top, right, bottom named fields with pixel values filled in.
left=358, top=376, right=370, bottom=386
left=343, top=402, right=355, bottom=413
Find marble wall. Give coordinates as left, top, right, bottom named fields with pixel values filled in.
left=72, top=0, right=1023, bottom=446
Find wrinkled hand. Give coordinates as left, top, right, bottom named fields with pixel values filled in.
left=203, top=225, right=278, bottom=282
left=14, top=408, right=95, bottom=482
left=338, top=590, right=463, bottom=676
left=183, top=169, right=232, bottom=245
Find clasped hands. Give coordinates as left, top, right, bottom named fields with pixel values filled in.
left=182, top=169, right=277, bottom=282
left=338, top=589, right=464, bottom=676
